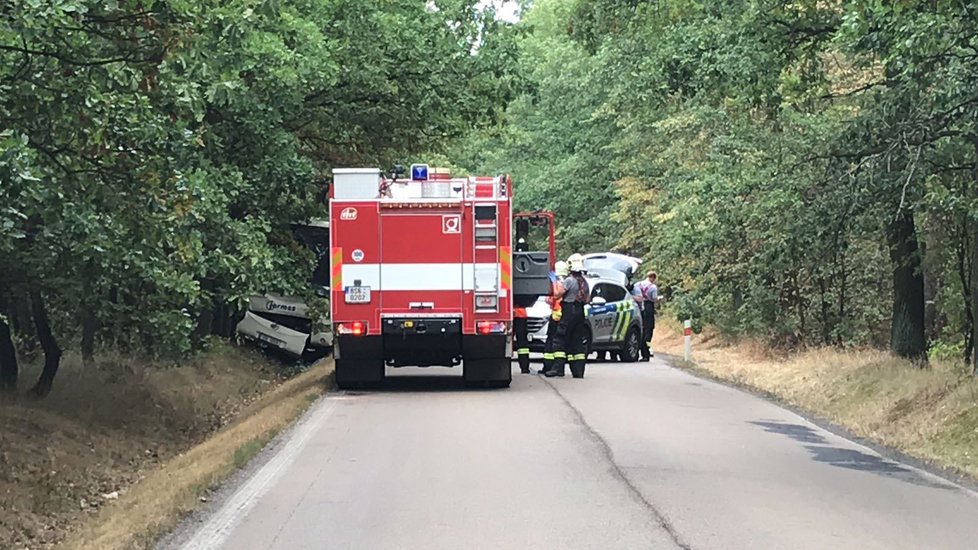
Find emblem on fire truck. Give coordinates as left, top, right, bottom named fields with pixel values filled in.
left=352, top=249, right=365, bottom=262
left=340, top=207, right=358, bottom=221
left=442, top=215, right=461, bottom=234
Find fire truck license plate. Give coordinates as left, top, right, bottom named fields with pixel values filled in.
left=345, top=286, right=371, bottom=303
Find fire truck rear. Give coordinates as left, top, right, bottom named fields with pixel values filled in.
left=329, top=165, right=522, bottom=388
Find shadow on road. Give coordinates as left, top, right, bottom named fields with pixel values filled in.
left=750, top=420, right=828, bottom=444
left=750, top=420, right=957, bottom=491
left=344, top=376, right=506, bottom=393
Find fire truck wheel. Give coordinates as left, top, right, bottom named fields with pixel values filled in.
left=334, top=359, right=383, bottom=389
left=462, top=358, right=512, bottom=388
left=465, top=379, right=512, bottom=389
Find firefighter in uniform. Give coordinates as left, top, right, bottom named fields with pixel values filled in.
left=544, top=253, right=591, bottom=378
left=540, top=261, right=567, bottom=374
left=514, top=306, right=531, bottom=373
left=513, top=234, right=532, bottom=373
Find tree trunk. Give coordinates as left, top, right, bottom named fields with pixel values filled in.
left=0, top=285, right=18, bottom=391
left=81, top=309, right=97, bottom=365
left=921, top=240, right=940, bottom=345
left=817, top=277, right=831, bottom=345
left=958, top=223, right=974, bottom=365
left=732, top=287, right=744, bottom=311
left=0, top=314, right=17, bottom=392
left=29, top=288, right=62, bottom=398
left=972, top=224, right=978, bottom=375
left=107, top=286, right=125, bottom=351
left=195, top=279, right=215, bottom=340
left=795, top=272, right=806, bottom=346
left=80, top=269, right=97, bottom=365
left=886, top=209, right=927, bottom=363
left=216, top=300, right=234, bottom=338
left=837, top=250, right=848, bottom=346
left=13, top=297, right=37, bottom=360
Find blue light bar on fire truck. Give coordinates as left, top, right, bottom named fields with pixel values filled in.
left=410, top=163, right=429, bottom=181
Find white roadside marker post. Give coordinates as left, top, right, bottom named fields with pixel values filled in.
left=683, top=319, right=692, bottom=362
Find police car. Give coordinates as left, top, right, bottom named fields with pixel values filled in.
left=525, top=265, right=643, bottom=362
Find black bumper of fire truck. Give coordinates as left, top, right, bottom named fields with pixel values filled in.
left=334, top=318, right=511, bottom=388
left=382, top=317, right=463, bottom=367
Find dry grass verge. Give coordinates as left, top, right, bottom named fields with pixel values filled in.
left=62, top=358, right=332, bottom=550
left=0, top=344, right=330, bottom=550
left=654, top=320, right=978, bottom=480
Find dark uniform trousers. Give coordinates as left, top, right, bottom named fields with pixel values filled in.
left=640, top=303, right=655, bottom=359
left=542, top=317, right=558, bottom=371
left=551, top=301, right=587, bottom=378
left=514, top=316, right=531, bottom=372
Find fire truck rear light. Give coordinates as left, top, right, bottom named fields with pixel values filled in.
left=477, top=321, right=507, bottom=335
left=337, top=322, right=367, bottom=336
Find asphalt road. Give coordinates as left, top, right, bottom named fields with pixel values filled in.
left=171, top=359, right=978, bottom=550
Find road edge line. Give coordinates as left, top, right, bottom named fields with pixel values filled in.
left=178, top=395, right=340, bottom=550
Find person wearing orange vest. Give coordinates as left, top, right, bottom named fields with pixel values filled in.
left=540, top=260, right=567, bottom=373
left=514, top=303, right=531, bottom=373
left=543, top=253, right=591, bottom=378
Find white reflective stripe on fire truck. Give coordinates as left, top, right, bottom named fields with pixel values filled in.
left=340, top=264, right=381, bottom=288
left=340, top=264, right=499, bottom=291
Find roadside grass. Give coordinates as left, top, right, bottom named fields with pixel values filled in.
left=0, top=343, right=328, bottom=550
left=62, top=359, right=332, bottom=550
left=1, top=344, right=273, bottom=549
left=233, top=434, right=274, bottom=469
left=655, top=320, right=978, bottom=480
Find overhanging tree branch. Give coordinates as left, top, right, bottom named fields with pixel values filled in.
left=0, top=43, right=157, bottom=66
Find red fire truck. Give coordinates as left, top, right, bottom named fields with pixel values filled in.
left=328, top=165, right=551, bottom=388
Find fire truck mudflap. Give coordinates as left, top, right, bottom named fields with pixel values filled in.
left=330, top=166, right=513, bottom=388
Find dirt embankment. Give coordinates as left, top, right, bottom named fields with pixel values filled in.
left=655, top=321, right=978, bottom=480
left=0, top=344, right=329, bottom=550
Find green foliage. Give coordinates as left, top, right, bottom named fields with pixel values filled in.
left=451, top=0, right=978, bottom=359
left=233, top=435, right=270, bottom=469
left=0, top=0, right=513, bottom=389
left=450, top=0, right=620, bottom=255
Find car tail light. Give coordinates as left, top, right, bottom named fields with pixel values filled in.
left=337, top=321, right=366, bottom=336
left=476, top=321, right=507, bottom=335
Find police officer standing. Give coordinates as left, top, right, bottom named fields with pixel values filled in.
left=633, top=270, right=663, bottom=360
left=544, top=253, right=591, bottom=379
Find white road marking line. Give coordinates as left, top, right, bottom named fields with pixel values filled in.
left=181, top=397, right=339, bottom=550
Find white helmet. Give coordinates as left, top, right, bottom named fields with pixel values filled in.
left=555, top=260, right=569, bottom=277
left=567, top=253, right=585, bottom=273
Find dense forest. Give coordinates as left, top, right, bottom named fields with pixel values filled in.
left=451, top=0, right=978, bottom=372
left=2, top=0, right=977, bottom=397
left=0, top=0, right=518, bottom=394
